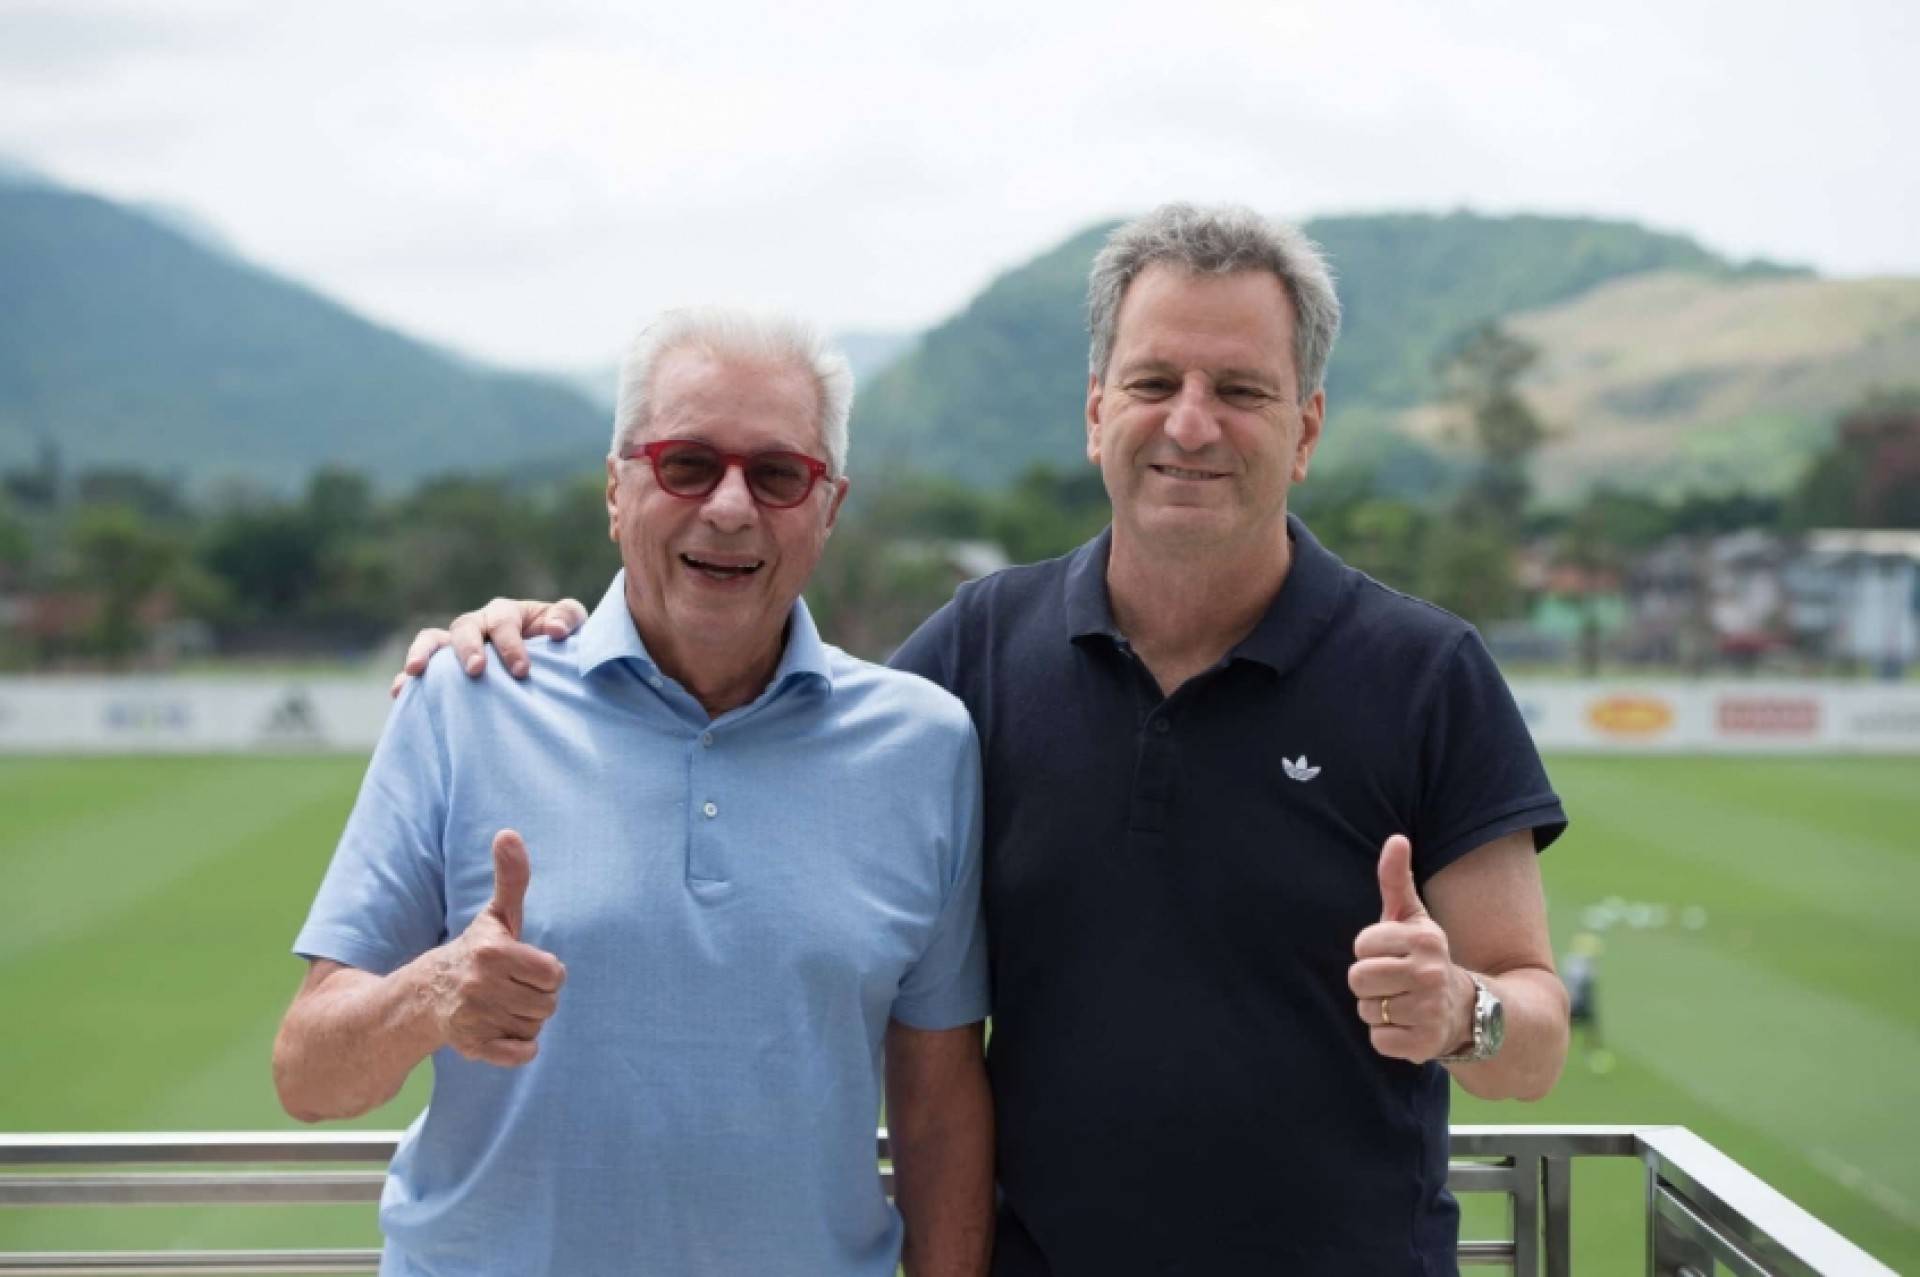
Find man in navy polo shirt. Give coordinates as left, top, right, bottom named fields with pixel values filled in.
left=277, top=310, right=993, bottom=1276
left=414, top=205, right=1569, bottom=1274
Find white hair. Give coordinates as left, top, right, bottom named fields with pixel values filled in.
left=609, top=307, right=854, bottom=474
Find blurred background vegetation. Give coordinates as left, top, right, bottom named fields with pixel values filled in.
left=3, top=170, right=1917, bottom=673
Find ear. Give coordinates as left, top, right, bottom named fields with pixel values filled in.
left=823, top=475, right=851, bottom=533
left=605, top=455, right=622, bottom=543
left=1085, top=371, right=1105, bottom=466
left=1293, top=388, right=1326, bottom=483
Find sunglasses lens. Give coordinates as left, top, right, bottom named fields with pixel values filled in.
left=644, top=441, right=819, bottom=506
left=655, top=443, right=723, bottom=496
left=747, top=456, right=813, bottom=506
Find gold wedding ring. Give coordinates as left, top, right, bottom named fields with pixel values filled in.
left=1380, top=996, right=1394, bottom=1026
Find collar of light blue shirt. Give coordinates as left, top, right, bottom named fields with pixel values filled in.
left=573, top=570, right=834, bottom=699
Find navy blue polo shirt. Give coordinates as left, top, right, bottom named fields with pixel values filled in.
left=891, top=515, right=1565, bottom=1277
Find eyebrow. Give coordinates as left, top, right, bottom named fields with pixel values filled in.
left=1117, top=359, right=1284, bottom=389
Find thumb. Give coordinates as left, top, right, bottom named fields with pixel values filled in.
left=1376, top=834, right=1425, bottom=923
left=489, top=829, right=531, bottom=939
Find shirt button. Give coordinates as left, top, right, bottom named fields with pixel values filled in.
left=1153, top=718, right=1171, bottom=735
left=700, top=732, right=714, bottom=748
left=702, top=801, right=718, bottom=818
left=648, top=674, right=663, bottom=689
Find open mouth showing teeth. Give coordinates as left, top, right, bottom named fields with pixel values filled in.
left=682, top=553, right=764, bottom=579
left=1151, top=465, right=1221, bottom=480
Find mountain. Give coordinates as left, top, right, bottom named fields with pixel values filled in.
left=0, top=179, right=606, bottom=492
left=836, top=330, right=917, bottom=385
left=850, top=211, right=1804, bottom=488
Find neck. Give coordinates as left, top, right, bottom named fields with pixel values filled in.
left=626, top=595, right=786, bottom=719
left=1106, top=518, right=1293, bottom=693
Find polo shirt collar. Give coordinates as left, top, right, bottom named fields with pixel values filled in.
left=1062, top=514, right=1348, bottom=679
left=1062, top=526, right=1121, bottom=641
left=575, top=570, right=834, bottom=695
left=1229, top=514, right=1348, bottom=678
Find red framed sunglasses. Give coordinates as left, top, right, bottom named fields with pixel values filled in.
left=626, top=439, right=831, bottom=509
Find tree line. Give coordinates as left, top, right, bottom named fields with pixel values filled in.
left=1, top=334, right=1913, bottom=672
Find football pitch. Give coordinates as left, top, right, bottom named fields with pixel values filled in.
left=2, top=753, right=1915, bottom=1272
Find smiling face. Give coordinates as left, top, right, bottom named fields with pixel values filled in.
left=606, top=345, right=847, bottom=687
left=1087, top=263, right=1324, bottom=560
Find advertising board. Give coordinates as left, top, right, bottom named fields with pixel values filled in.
left=3, top=678, right=1918, bottom=754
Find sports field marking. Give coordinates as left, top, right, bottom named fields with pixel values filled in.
left=2, top=760, right=354, bottom=966
left=1810, top=1148, right=1920, bottom=1230
left=1554, top=761, right=1918, bottom=933
left=1606, top=925, right=1920, bottom=1211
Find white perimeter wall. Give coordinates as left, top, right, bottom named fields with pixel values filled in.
left=1510, top=683, right=1920, bottom=753
left=2, top=677, right=1919, bottom=754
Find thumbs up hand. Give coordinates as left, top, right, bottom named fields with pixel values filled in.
left=1347, top=835, right=1473, bottom=1064
left=432, top=830, right=567, bottom=1067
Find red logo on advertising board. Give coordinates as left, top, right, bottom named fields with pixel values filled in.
left=1716, top=697, right=1819, bottom=736
left=1587, top=696, right=1675, bottom=737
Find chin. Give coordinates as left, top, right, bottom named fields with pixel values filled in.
left=1134, top=504, right=1235, bottom=540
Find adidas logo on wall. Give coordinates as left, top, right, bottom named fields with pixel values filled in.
left=257, top=689, right=327, bottom=746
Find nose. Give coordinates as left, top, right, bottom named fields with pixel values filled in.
left=699, top=462, right=759, bottom=532
left=1162, top=375, right=1222, bottom=451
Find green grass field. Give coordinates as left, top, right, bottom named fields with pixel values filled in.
left=3, top=754, right=1915, bottom=1271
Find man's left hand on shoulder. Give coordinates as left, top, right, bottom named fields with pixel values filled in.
left=1348, top=835, right=1474, bottom=1063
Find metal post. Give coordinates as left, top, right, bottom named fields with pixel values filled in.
left=1512, top=1154, right=1540, bottom=1277
left=1543, top=1155, right=1572, bottom=1277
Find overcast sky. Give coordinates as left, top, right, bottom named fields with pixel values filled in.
left=3, top=0, right=1913, bottom=371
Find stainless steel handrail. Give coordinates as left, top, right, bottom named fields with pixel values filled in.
left=0, top=1126, right=1895, bottom=1275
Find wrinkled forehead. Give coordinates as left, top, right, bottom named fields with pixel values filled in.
left=647, top=346, right=825, bottom=454
left=1110, top=264, right=1300, bottom=380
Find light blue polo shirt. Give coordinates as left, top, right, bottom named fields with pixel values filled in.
left=293, top=573, right=987, bottom=1277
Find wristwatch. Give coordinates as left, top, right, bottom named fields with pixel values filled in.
left=1438, top=973, right=1504, bottom=1063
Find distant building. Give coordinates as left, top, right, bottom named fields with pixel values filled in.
left=1797, top=530, right=1920, bottom=676
left=1621, top=539, right=1711, bottom=669
left=1707, top=530, right=1789, bottom=669
left=1617, top=528, right=1920, bottom=677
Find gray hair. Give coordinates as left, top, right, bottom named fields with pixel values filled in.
left=610, top=308, right=854, bottom=475
left=1087, top=203, right=1342, bottom=400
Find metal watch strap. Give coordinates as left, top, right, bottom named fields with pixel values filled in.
left=1438, top=973, right=1496, bottom=1063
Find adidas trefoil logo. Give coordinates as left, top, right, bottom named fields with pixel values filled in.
left=1282, top=754, right=1322, bottom=783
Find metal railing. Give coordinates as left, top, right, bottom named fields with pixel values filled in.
left=0, top=1126, right=1894, bottom=1275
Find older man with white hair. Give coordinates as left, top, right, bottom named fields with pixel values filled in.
left=275, top=309, right=993, bottom=1277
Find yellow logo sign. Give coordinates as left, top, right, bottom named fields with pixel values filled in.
left=1587, top=696, right=1674, bottom=737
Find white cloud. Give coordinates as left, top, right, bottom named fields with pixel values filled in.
left=2, top=0, right=1912, bottom=368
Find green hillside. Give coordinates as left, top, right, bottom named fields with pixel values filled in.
left=852, top=211, right=1796, bottom=488
left=0, top=178, right=606, bottom=492
left=1455, top=271, right=1920, bottom=501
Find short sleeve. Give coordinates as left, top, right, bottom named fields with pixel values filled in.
left=1410, top=629, right=1566, bottom=883
left=291, top=678, right=450, bottom=974
left=889, top=721, right=989, bottom=1029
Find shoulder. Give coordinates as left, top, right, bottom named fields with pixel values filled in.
left=955, top=546, right=1078, bottom=613
left=1342, top=570, right=1476, bottom=647
left=408, top=634, right=579, bottom=722
left=891, top=543, right=1087, bottom=693
left=1326, top=568, right=1481, bottom=672
left=924, top=544, right=1082, bottom=645
left=825, top=647, right=976, bottom=741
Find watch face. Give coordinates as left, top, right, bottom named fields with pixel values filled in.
left=1482, top=989, right=1506, bottom=1055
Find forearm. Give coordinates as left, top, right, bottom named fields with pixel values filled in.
left=272, top=956, right=448, bottom=1123
left=1445, top=965, right=1568, bottom=1102
left=887, top=1028, right=994, bottom=1277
